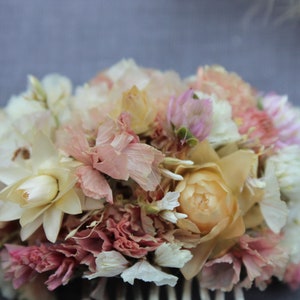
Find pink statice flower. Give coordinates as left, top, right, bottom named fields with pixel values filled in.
left=262, top=93, right=300, bottom=147
left=236, top=232, right=288, bottom=290
left=2, top=241, right=88, bottom=291
left=237, top=107, right=279, bottom=149
left=78, top=203, right=163, bottom=259
left=199, top=253, right=241, bottom=292
left=284, top=263, right=300, bottom=290
left=199, top=231, right=288, bottom=292
left=104, top=204, right=163, bottom=258
left=167, top=89, right=212, bottom=143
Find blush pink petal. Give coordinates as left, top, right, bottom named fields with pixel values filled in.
left=92, top=144, right=129, bottom=180
left=125, top=143, right=164, bottom=191
left=56, top=126, right=92, bottom=165
left=200, top=253, right=241, bottom=291
left=76, top=165, right=113, bottom=203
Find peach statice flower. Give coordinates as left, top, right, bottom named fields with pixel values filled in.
left=188, top=65, right=257, bottom=118
left=167, top=89, right=212, bottom=144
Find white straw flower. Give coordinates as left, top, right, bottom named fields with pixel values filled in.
left=0, top=132, right=82, bottom=242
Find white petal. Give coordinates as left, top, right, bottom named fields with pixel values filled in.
left=160, top=210, right=187, bottom=223
left=55, top=189, right=82, bottom=215
left=42, top=74, right=72, bottom=108
left=43, top=206, right=64, bottom=242
left=31, top=132, right=58, bottom=170
left=154, top=243, right=192, bottom=268
left=0, top=201, right=23, bottom=221
left=121, top=261, right=178, bottom=287
left=0, top=166, right=31, bottom=185
left=260, top=160, right=288, bottom=233
left=85, top=251, right=129, bottom=279
left=155, top=192, right=180, bottom=211
left=20, top=215, right=43, bottom=241
left=205, top=95, right=241, bottom=147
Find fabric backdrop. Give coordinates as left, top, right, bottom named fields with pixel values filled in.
left=0, top=1, right=299, bottom=299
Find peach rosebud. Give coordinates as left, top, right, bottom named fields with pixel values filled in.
left=173, top=140, right=259, bottom=279
left=176, top=165, right=238, bottom=235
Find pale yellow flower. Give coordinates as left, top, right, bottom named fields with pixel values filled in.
left=173, top=140, right=258, bottom=279
left=119, top=86, right=157, bottom=134
left=0, top=132, right=82, bottom=243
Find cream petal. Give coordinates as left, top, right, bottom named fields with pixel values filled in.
left=20, top=204, right=50, bottom=226
left=85, top=251, right=129, bottom=279
left=218, top=150, right=256, bottom=194
left=154, top=243, right=192, bottom=268
left=121, top=261, right=178, bottom=287
left=31, top=132, right=58, bottom=171
left=0, top=200, right=23, bottom=221
left=48, top=168, right=77, bottom=195
left=43, top=206, right=64, bottom=242
left=156, top=191, right=180, bottom=211
left=54, top=190, right=82, bottom=215
left=20, top=216, right=43, bottom=241
left=0, top=167, right=31, bottom=185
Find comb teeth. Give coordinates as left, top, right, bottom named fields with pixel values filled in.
left=87, top=277, right=218, bottom=300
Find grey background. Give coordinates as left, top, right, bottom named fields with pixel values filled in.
left=0, top=0, right=300, bottom=299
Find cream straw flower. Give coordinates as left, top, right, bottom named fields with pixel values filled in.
left=0, top=132, right=82, bottom=242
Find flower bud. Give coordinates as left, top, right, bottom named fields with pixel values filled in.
left=17, top=175, right=58, bottom=203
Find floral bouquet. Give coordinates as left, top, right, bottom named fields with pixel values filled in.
left=0, top=59, right=299, bottom=300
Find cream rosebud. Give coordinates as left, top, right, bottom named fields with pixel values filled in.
left=17, top=175, right=58, bottom=204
